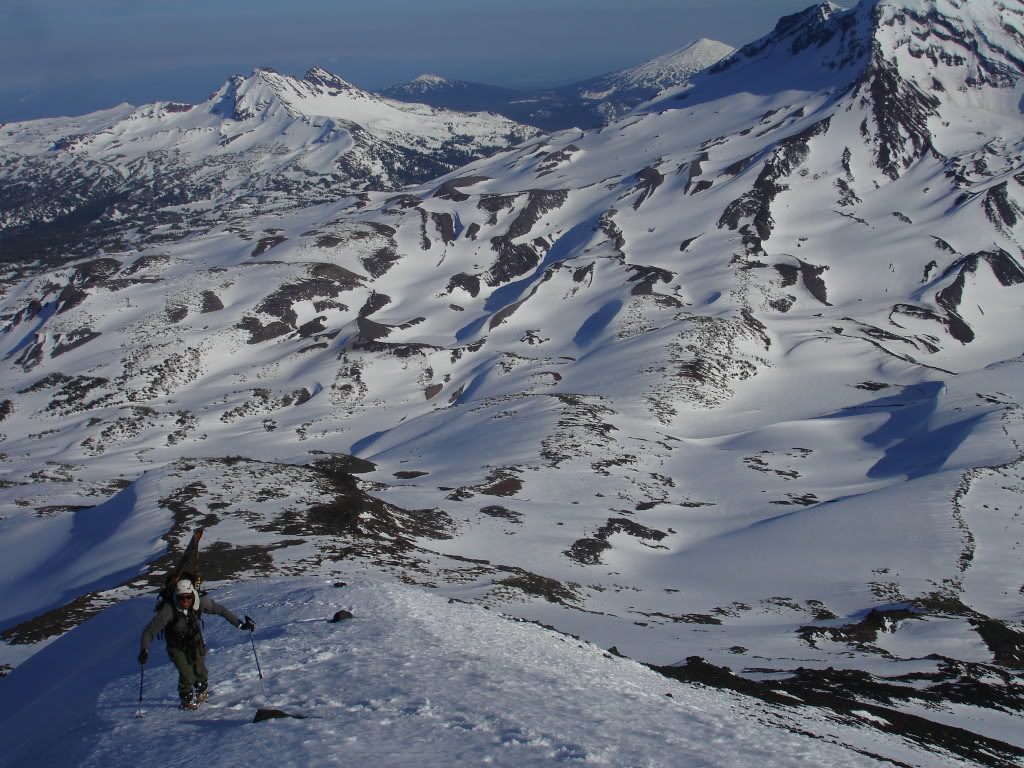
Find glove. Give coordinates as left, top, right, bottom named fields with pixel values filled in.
left=240, top=617, right=256, bottom=632
left=138, top=649, right=149, bottom=665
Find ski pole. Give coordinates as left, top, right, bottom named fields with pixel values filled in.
left=136, top=663, right=145, bottom=719
left=245, top=616, right=265, bottom=694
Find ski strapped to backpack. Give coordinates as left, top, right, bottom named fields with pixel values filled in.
left=156, top=528, right=204, bottom=611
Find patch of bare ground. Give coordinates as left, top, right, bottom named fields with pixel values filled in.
left=492, top=567, right=581, bottom=607
left=444, top=467, right=524, bottom=500
left=565, top=517, right=669, bottom=565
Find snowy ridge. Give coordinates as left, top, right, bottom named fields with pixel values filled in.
left=2, top=0, right=1024, bottom=762
left=0, top=578, right=1006, bottom=768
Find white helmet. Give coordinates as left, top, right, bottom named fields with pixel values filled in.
left=174, top=579, right=199, bottom=609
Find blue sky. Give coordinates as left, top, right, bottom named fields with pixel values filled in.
left=2, top=0, right=820, bottom=122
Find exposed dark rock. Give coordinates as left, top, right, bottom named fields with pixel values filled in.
left=295, top=458, right=452, bottom=545
left=719, top=118, right=831, bottom=239
left=637, top=611, right=723, bottom=625
left=481, top=476, right=522, bottom=496
left=18, top=373, right=112, bottom=414
left=564, top=537, right=610, bottom=565
left=478, top=194, right=516, bottom=224
left=494, top=567, right=579, bottom=606
left=296, top=317, right=327, bottom=338
left=679, top=235, right=702, bottom=252
left=330, top=610, right=354, bottom=623
left=979, top=249, right=1024, bottom=286
left=599, top=210, right=626, bottom=255
left=566, top=516, right=668, bottom=564
left=56, top=284, right=89, bottom=315
left=355, top=316, right=391, bottom=342
left=309, top=454, right=377, bottom=475
left=254, top=709, right=310, bottom=723
left=631, top=166, right=664, bottom=210
left=486, top=237, right=544, bottom=286
left=434, top=176, right=490, bottom=201
left=774, top=260, right=830, bottom=305
left=627, top=264, right=675, bottom=296
left=310, top=263, right=365, bottom=284
left=479, top=505, right=522, bottom=522
left=931, top=249, right=1022, bottom=344
left=237, top=317, right=292, bottom=344
left=506, top=190, right=569, bottom=240
left=536, top=145, right=580, bottom=176
left=256, top=270, right=362, bottom=328
left=166, top=305, right=188, bottom=323
left=854, top=49, right=939, bottom=180
left=798, top=606, right=923, bottom=650
left=417, top=208, right=432, bottom=249
left=251, top=235, right=287, bottom=258
left=51, top=328, right=102, bottom=357
left=73, top=257, right=122, bottom=283
left=431, top=212, right=456, bottom=244
left=361, top=247, right=401, bottom=278
left=971, top=618, right=1024, bottom=669
left=445, top=469, right=524, bottom=499
left=385, top=194, right=422, bottom=209
left=891, top=303, right=966, bottom=345
left=358, top=292, right=392, bottom=318
left=983, top=182, right=1023, bottom=231
left=200, top=291, right=224, bottom=313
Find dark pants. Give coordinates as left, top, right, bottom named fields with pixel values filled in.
left=168, top=645, right=208, bottom=701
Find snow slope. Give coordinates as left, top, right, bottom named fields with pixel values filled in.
left=0, top=578, right=1001, bottom=768
left=2, top=0, right=1024, bottom=760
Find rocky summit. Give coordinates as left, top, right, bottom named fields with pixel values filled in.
left=2, top=1, right=1024, bottom=763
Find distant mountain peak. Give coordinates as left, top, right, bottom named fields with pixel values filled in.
left=384, top=73, right=472, bottom=97
left=413, top=74, right=450, bottom=85
left=303, top=66, right=359, bottom=91
left=614, top=38, right=736, bottom=85
left=772, top=0, right=841, bottom=35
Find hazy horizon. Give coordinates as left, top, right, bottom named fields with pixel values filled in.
left=1, top=0, right=819, bottom=123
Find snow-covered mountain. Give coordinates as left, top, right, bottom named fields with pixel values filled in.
left=3, top=0, right=1024, bottom=762
left=553, top=38, right=738, bottom=124
left=0, top=66, right=537, bottom=263
left=381, top=39, right=736, bottom=130
left=380, top=74, right=531, bottom=116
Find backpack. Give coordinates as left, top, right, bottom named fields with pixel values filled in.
left=155, top=571, right=205, bottom=646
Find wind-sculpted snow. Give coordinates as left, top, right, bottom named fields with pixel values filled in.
left=2, top=0, right=1024, bottom=757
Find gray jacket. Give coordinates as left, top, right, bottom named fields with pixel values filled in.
left=141, top=596, right=242, bottom=654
